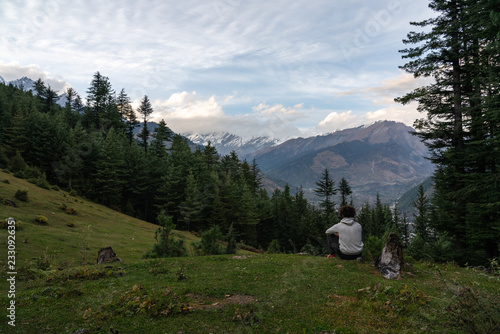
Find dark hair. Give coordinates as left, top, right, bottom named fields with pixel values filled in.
left=339, top=205, right=356, bottom=218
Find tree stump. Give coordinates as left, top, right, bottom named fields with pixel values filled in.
left=96, top=247, right=121, bottom=265
left=377, top=233, right=404, bottom=279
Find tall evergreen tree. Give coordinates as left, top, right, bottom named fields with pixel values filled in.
left=84, top=72, right=120, bottom=132
left=137, top=95, right=153, bottom=154
left=314, top=169, right=336, bottom=224
left=338, top=177, right=352, bottom=207
left=413, top=184, right=431, bottom=242
left=397, top=0, right=500, bottom=263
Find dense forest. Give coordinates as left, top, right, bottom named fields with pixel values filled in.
left=1, top=0, right=499, bottom=266
left=0, top=75, right=413, bottom=257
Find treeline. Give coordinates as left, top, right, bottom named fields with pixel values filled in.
left=0, top=77, right=327, bottom=253
left=0, top=74, right=422, bottom=255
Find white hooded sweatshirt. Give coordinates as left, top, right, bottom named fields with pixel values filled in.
left=325, top=217, right=363, bottom=255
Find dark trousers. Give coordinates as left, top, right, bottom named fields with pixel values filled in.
left=327, top=234, right=361, bottom=260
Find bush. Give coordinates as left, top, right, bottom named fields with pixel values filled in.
left=363, top=235, right=384, bottom=262
left=143, top=212, right=186, bottom=258
left=69, top=189, right=77, bottom=197
left=1, top=218, right=23, bottom=230
left=10, top=151, right=27, bottom=173
left=15, top=189, right=29, bottom=202
left=266, top=239, right=281, bottom=254
left=59, top=204, right=77, bottom=215
left=193, top=225, right=223, bottom=256
left=35, top=215, right=48, bottom=225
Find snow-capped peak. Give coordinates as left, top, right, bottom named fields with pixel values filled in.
left=184, top=132, right=281, bottom=157
left=9, top=76, right=36, bottom=91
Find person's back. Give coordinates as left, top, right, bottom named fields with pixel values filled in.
left=325, top=205, right=363, bottom=260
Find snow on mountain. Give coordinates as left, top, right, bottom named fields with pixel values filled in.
left=9, top=76, right=36, bottom=91
left=185, top=132, right=282, bottom=157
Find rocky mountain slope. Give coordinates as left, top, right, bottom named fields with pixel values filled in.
left=252, top=121, right=434, bottom=204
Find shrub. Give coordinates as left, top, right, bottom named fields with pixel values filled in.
left=24, top=166, right=42, bottom=179
left=193, top=225, right=223, bottom=256
left=143, top=212, right=186, bottom=258
left=1, top=218, right=23, bottom=230
left=363, top=235, right=384, bottom=262
left=267, top=239, right=281, bottom=254
left=15, top=189, right=29, bottom=202
left=69, top=189, right=77, bottom=197
left=35, top=215, right=48, bottom=225
left=35, top=175, right=51, bottom=190
left=51, top=185, right=60, bottom=191
left=59, top=204, right=77, bottom=215
left=10, top=151, right=27, bottom=173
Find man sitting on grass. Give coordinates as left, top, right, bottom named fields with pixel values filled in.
left=325, top=205, right=363, bottom=260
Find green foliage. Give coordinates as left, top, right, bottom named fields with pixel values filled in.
left=397, top=0, right=500, bottom=265
left=193, top=225, right=224, bottom=256
left=14, top=188, right=29, bottom=202
left=363, top=235, right=383, bottom=262
left=1, top=218, right=22, bottom=230
left=225, top=223, right=237, bottom=254
left=143, top=213, right=186, bottom=258
left=10, top=150, right=27, bottom=172
left=266, top=239, right=281, bottom=254
left=35, top=215, right=49, bottom=225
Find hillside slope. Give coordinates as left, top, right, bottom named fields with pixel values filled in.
left=0, top=171, right=200, bottom=268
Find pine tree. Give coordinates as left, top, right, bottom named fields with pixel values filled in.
left=397, top=0, right=500, bottom=263
left=314, top=168, right=336, bottom=224
left=137, top=95, right=153, bottom=154
left=150, top=119, right=172, bottom=157
left=84, top=72, right=121, bottom=132
left=94, top=128, right=126, bottom=207
left=338, top=177, right=352, bottom=207
left=413, top=184, right=430, bottom=243
left=178, top=172, right=203, bottom=231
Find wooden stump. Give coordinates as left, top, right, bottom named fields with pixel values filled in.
left=377, top=233, right=404, bottom=279
left=96, top=247, right=121, bottom=265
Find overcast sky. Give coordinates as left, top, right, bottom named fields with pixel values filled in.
left=0, top=0, right=435, bottom=139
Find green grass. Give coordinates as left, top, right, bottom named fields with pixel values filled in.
left=0, top=170, right=201, bottom=268
left=1, top=171, right=499, bottom=333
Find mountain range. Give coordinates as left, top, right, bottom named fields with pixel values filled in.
left=251, top=121, right=434, bottom=205
left=185, top=132, right=281, bottom=157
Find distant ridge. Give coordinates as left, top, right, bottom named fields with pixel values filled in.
left=251, top=121, right=434, bottom=204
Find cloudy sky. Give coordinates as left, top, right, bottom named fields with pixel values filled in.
left=0, top=0, right=435, bottom=139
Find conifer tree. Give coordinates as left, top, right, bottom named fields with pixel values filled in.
left=84, top=72, right=120, bottom=132
left=137, top=95, right=153, bottom=154
left=413, top=184, right=430, bottom=243
left=314, top=168, right=336, bottom=224
left=338, top=177, right=352, bottom=207
left=397, top=0, right=500, bottom=263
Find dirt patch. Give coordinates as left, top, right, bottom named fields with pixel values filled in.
left=232, top=255, right=249, bottom=259
left=186, top=294, right=257, bottom=310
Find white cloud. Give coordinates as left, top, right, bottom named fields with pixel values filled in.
left=316, top=110, right=360, bottom=132
left=151, top=92, right=304, bottom=139
left=0, top=61, right=70, bottom=93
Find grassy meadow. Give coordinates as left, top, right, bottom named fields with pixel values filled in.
left=1, top=171, right=499, bottom=333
